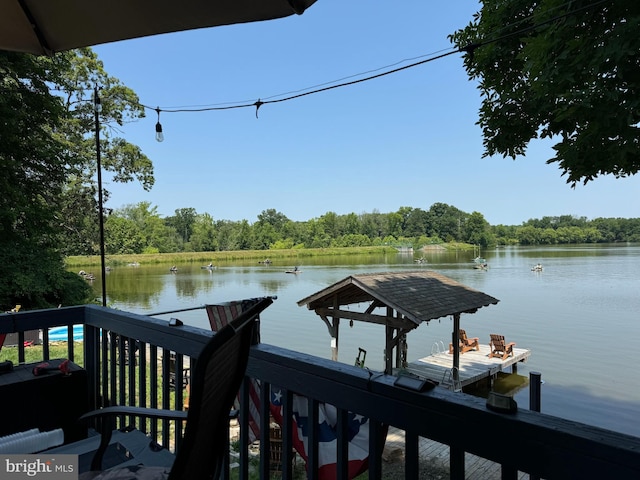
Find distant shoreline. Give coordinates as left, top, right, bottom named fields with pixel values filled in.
left=65, top=243, right=473, bottom=267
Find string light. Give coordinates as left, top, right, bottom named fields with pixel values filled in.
left=143, top=1, right=605, bottom=137
left=93, top=90, right=102, bottom=113
left=155, top=107, right=164, bottom=142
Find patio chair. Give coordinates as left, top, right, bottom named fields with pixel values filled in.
left=448, top=329, right=480, bottom=354
left=489, top=334, right=516, bottom=360
left=71, top=296, right=273, bottom=480
left=205, top=297, right=276, bottom=443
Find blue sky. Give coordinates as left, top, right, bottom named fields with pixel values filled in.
left=93, top=1, right=639, bottom=226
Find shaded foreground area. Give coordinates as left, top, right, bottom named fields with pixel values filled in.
left=1, top=305, right=639, bottom=479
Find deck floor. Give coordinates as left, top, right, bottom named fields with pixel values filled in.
left=405, top=344, right=531, bottom=389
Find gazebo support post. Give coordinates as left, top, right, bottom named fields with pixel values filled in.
left=317, top=312, right=339, bottom=362
left=452, top=313, right=461, bottom=383
left=331, top=318, right=339, bottom=361
left=331, top=296, right=340, bottom=361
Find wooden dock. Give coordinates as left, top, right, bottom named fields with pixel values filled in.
left=404, top=344, right=531, bottom=389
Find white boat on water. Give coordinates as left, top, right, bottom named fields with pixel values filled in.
left=531, top=263, right=543, bottom=272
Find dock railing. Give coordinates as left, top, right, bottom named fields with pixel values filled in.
left=2, top=305, right=640, bottom=479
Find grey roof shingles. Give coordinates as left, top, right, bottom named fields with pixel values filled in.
left=298, top=270, right=499, bottom=325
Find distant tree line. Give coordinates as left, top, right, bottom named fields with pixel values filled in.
left=60, top=202, right=640, bottom=256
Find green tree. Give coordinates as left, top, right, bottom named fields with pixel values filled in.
left=491, top=224, right=518, bottom=245
left=252, top=222, right=278, bottom=250
left=396, top=207, right=414, bottom=234
left=235, top=220, right=253, bottom=250
left=0, top=52, right=92, bottom=308
left=426, top=203, right=465, bottom=241
left=144, top=218, right=180, bottom=253
left=190, top=214, right=218, bottom=252
left=214, top=220, right=239, bottom=251
left=462, top=211, right=494, bottom=246
left=165, top=208, right=197, bottom=245
left=303, top=219, right=330, bottom=248
left=52, top=49, right=154, bottom=256
left=319, top=212, right=340, bottom=238
left=539, top=228, right=558, bottom=245
left=342, top=213, right=361, bottom=236
left=337, top=234, right=372, bottom=247
left=404, top=208, right=430, bottom=237
left=111, top=202, right=179, bottom=253
left=516, top=225, right=542, bottom=245
left=256, top=209, right=289, bottom=233
left=450, top=1, right=640, bottom=185
left=360, top=210, right=385, bottom=239
left=386, top=212, right=403, bottom=238
left=104, top=216, right=144, bottom=254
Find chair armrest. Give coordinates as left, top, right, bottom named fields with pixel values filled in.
left=80, top=405, right=187, bottom=423
left=81, top=406, right=187, bottom=471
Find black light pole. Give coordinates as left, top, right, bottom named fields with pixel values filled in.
left=94, top=86, right=107, bottom=307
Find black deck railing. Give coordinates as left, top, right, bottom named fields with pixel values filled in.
left=1, top=305, right=639, bottom=479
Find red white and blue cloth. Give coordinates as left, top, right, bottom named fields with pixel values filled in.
left=270, top=387, right=370, bottom=479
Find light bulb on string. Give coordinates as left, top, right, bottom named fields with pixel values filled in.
left=94, top=89, right=102, bottom=113
left=155, top=107, right=164, bottom=142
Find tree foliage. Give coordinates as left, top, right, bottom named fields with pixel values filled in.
left=55, top=49, right=154, bottom=255
left=449, top=0, right=640, bottom=185
left=0, top=52, right=92, bottom=309
left=1, top=48, right=155, bottom=309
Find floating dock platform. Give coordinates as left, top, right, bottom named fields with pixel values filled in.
left=404, top=345, right=531, bottom=390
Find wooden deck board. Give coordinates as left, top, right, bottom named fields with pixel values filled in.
left=404, top=344, right=531, bottom=388
left=384, top=427, right=530, bottom=479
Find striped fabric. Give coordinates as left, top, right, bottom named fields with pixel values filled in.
left=205, top=298, right=264, bottom=442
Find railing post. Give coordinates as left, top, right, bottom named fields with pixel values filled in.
left=529, top=371, right=542, bottom=412
left=368, top=421, right=383, bottom=480
left=406, top=431, right=420, bottom=479
left=502, top=466, right=518, bottom=480
left=307, top=398, right=319, bottom=480
left=450, top=446, right=465, bottom=479
left=282, top=390, right=294, bottom=480
left=529, top=371, right=542, bottom=480
left=257, top=381, right=271, bottom=480
left=337, top=409, right=349, bottom=480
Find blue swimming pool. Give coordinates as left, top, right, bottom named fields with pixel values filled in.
left=48, top=325, right=84, bottom=342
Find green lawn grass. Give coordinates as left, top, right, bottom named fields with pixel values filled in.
left=0, top=343, right=84, bottom=366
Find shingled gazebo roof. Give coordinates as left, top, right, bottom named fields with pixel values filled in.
left=297, top=270, right=499, bottom=327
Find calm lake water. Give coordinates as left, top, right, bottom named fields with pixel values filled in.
left=81, top=244, right=640, bottom=438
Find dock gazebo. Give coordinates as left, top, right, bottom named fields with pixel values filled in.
left=297, top=270, right=499, bottom=376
